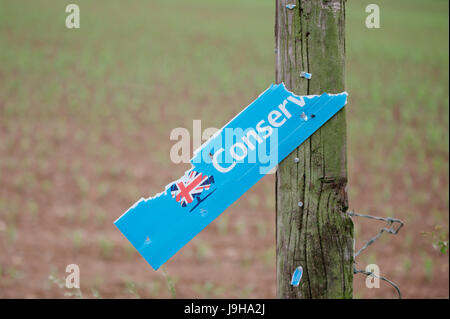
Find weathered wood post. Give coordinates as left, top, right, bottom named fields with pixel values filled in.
left=275, top=0, right=354, bottom=298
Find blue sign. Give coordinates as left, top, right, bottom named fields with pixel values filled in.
left=291, top=266, right=303, bottom=287
left=115, top=83, right=348, bottom=270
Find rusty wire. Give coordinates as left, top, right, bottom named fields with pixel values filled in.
left=347, top=210, right=405, bottom=299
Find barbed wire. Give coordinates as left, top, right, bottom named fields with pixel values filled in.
left=348, top=211, right=404, bottom=258
left=347, top=210, right=405, bottom=299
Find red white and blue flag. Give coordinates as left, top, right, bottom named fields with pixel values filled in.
left=170, top=171, right=214, bottom=207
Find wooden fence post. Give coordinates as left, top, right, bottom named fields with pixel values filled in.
left=275, top=0, right=354, bottom=298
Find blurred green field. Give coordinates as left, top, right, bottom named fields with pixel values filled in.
left=0, top=0, right=448, bottom=298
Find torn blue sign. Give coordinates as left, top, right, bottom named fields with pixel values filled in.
left=300, top=71, right=312, bottom=80
left=114, top=83, right=348, bottom=270
left=291, top=266, right=303, bottom=287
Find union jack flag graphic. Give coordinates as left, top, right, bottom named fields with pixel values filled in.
left=170, top=171, right=215, bottom=207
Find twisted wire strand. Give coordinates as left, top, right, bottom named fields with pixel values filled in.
left=348, top=210, right=405, bottom=299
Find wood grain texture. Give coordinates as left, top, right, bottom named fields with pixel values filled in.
left=275, top=0, right=354, bottom=299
